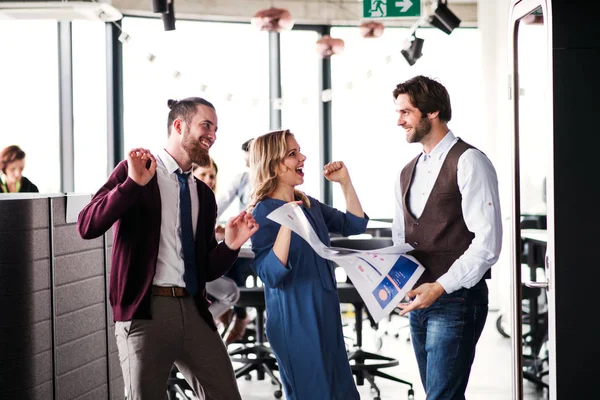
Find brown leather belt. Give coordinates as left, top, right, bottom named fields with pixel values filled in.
left=151, top=285, right=189, bottom=297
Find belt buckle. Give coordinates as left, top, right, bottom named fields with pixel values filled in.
left=172, top=287, right=176, bottom=297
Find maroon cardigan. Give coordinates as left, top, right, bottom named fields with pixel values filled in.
left=77, top=160, right=239, bottom=329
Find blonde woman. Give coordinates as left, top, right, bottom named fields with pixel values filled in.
left=249, top=129, right=367, bottom=400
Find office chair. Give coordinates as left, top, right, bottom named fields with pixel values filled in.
left=513, top=217, right=549, bottom=390
left=331, top=237, right=415, bottom=400
left=521, top=242, right=549, bottom=390
left=228, top=285, right=283, bottom=399
left=167, top=366, right=192, bottom=400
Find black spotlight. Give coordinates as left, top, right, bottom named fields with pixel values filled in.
left=428, top=0, right=461, bottom=35
left=152, top=0, right=168, bottom=13
left=401, top=35, right=424, bottom=66
left=161, top=0, right=175, bottom=31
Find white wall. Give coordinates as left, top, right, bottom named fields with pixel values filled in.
left=478, top=0, right=513, bottom=315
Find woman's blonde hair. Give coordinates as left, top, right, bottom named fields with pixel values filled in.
left=248, top=129, right=310, bottom=210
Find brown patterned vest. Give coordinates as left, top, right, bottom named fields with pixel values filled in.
left=400, top=138, right=490, bottom=286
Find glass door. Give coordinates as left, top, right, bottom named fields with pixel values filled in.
left=509, top=0, right=553, bottom=398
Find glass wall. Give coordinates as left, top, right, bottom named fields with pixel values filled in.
left=72, top=20, right=108, bottom=194
left=330, top=27, right=482, bottom=219
left=121, top=17, right=270, bottom=219
left=280, top=29, right=322, bottom=201
left=0, top=21, right=61, bottom=193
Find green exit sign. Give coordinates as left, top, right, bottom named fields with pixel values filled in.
left=363, top=0, right=421, bottom=18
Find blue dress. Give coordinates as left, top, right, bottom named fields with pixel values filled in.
left=251, top=196, right=368, bottom=400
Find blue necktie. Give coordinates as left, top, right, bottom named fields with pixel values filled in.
left=175, top=171, right=198, bottom=296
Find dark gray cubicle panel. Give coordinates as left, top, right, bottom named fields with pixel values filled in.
left=105, top=228, right=123, bottom=400
left=52, top=197, right=108, bottom=400
left=0, top=195, right=122, bottom=399
left=0, top=197, right=53, bottom=398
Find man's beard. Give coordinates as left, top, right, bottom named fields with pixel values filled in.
left=407, top=116, right=432, bottom=144
left=182, top=129, right=210, bottom=166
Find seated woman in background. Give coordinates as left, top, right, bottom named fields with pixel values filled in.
left=192, top=159, right=240, bottom=328
left=249, top=129, right=368, bottom=400
left=0, top=145, right=38, bottom=193
left=193, top=158, right=224, bottom=240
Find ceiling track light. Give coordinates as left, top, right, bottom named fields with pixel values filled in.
left=428, top=0, right=461, bottom=35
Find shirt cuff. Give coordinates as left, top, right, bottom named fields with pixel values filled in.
left=437, top=271, right=461, bottom=294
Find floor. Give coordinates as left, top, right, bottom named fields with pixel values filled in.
left=232, top=310, right=549, bottom=400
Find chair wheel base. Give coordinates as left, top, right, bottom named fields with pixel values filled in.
left=274, top=389, right=283, bottom=398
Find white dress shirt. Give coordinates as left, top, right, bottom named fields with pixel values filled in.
left=392, top=131, right=503, bottom=294
left=153, top=149, right=199, bottom=288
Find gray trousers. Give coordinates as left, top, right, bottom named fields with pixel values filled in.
left=205, top=276, right=240, bottom=319
left=115, top=295, right=241, bottom=400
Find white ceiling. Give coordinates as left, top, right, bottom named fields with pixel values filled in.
left=109, top=0, right=478, bottom=27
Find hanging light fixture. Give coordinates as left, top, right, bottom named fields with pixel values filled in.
left=161, top=0, right=175, bottom=31
left=151, top=0, right=167, bottom=13
left=428, top=0, right=461, bottom=35
left=401, top=34, right=424, bottom=66
left=359, top=21, right=385, bottom=38
left=251, top=7, right=294, bottom=32
left=316, top=35, right=345, bottom=58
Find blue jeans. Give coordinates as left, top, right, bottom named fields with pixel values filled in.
left=409, top=280, right=489, bottom=400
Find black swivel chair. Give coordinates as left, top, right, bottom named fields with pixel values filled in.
left=520, top=220, right=550, bottom=391
left=331, top=237, right=415, bottom=400
left=228, top=285, right=283, bottom=399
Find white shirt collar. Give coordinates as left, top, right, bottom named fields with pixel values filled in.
left=423, top=130, right=456, bottom=161
left=158, top=148, right=193, bottom=175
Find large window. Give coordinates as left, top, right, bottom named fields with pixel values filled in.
left=0, top=21, right=61, bottom=193
left=330, top=27, right=482, bottom=218
left=121, top=17, right=270, bottom=218
left=280, top=29, right=322, bottom=201
left=72, top=20, right=108, bottom=194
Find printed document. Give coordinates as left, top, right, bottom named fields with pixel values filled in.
left=267, top=202, right=425, bottom=323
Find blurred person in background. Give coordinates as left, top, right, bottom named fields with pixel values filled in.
left=193, top=159, right=240, bottom=330
left=216, top=138, right=253, bottom=218
left=215, top=138, right=254, bottom=344
left=0, top=145, right=39, bottom=193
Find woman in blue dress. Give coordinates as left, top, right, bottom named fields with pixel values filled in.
left=248, top=129, right=368, bottom=400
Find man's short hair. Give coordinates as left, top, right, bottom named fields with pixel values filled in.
left=166, top=97, right=215, bottom=136
left=392, top=75, right=452, bottom=122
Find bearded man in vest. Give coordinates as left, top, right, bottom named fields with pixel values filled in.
left=392, top=76, right=502, bottom=399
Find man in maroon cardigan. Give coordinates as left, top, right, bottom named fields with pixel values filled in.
left=77, top=97, right=258, bottom=400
